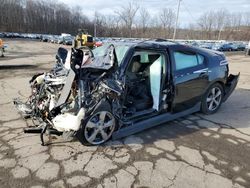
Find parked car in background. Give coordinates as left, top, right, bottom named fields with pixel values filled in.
left=57, top=36, right=64, bottom=44
left=4, top=33, right=21, bottom=38
left=200, top=43, right=213, bottom=49
left=41, top=35, right=50, bottom=42
left=234, top=42, right=246, bottom=51
left=228, top=43, right=238, bottom=51
left=212, top=43, right=223, bottom=51
left=63, top=36, right=74, bottom=45
left=246, top=41, right=250, bottom=55
left=212, top=43, right=234, bottom=51
left=94, top=38, right=103, bottom=47
left=50, top=35, right=60, bottom=43
left=190, top=42, right=200, bottom=47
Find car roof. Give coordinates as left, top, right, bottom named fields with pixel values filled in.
left=134, top=40, right=221, bottom=56
left=134, top=40, right=176, bottom=49
left=105, top=39, right=223, bottom=57
left=124, top=39, right=176, bottom=46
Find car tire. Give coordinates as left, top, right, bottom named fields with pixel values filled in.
left=201, top=83, right=224, bottom=115
left=77, top=101, right=116, bottom=146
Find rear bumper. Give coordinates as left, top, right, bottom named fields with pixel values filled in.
left=222, top=73, right=240, bottom=102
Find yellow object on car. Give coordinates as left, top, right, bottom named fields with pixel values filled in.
left=0, top=38, right=3, bottom=47
left=74, top=29, right=95, bottom=49
left=0, top=38, right=4, bottom=57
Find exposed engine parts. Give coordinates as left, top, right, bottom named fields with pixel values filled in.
left=14, top=45, right=123, bottom=145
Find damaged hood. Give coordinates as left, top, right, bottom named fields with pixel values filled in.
left=81, top=44, right=118, bottom=70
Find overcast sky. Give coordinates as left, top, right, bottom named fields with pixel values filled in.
left=59, top=0, right=250, bottom=27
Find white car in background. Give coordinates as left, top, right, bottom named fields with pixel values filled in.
left=246, top=41, right=250, bottom=55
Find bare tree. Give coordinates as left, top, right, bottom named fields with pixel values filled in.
left=0, top=0, right=91, bottom=35
left=139, top=7, right=150, bottom=36
left=243, top=12, right=250, bottom=26
left=159, top=8, right=175, bottom=38
left=94, top=11, right=111, bottom=37
left=104, top=15, right=121, bottom=37
left=198, top=11, right=215, bottom=39
left=214, top=9, right=228, bottom=40
left=115, top=2, right=139, bottom=37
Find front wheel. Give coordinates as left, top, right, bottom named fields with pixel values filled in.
left=77, top=103, right=116, bottom=145
left=201, top=83, right=223, bottom=114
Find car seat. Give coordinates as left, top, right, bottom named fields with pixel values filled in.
left=126, top=55, right=153, bottom=111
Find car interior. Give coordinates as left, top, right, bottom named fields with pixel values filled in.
left=124, top=51, right=165, bottom=116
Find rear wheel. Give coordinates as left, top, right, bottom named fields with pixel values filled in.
left=77, top=102, right=116, bottom=145
left=201, top=83, right=223, bottom=114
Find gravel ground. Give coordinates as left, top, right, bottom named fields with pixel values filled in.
left=0, top=39, right=250, bottom=188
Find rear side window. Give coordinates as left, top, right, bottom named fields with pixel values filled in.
left=173, top=51, right=204, bottom=71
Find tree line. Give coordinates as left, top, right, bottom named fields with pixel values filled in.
left=0, top=0, right=92, bottom=35
left=0, top=0, right=250, bottom=41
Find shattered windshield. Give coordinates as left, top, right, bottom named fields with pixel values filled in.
left=92, top=43, right=130, bottom=65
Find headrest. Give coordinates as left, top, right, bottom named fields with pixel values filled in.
left=148, top=54, right=160, bottom=63
left=132, top=55, right=141, bottom=62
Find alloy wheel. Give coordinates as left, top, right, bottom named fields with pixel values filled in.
left=84, top=111, right=115, bottom=145
left=206, top=87, right=222, bottom=111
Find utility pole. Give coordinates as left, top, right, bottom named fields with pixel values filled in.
left=94, top=11, right=97, bottom=38
left=94, top=22, right=97, bottom=38
left=173, top=0, right=181, bottom=40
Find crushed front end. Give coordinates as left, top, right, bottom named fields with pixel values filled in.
left=14, top=45, right=123, bottom=146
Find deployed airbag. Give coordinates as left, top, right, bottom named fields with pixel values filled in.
left=150, top=56, right=162, bottom=110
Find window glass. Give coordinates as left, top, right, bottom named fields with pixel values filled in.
left=92, top=44, right=130, bottom=65
left=115, top=45, right=130, bottom=65
left=92, top=44, right=109, bottom=57
left=174, top=51, right=204, bottom=70
left=197, top=54, right=204, bottom=65
left=140, top=52, right=149, bottom=63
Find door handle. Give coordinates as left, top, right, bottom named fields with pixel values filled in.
left=193, top=68, right=208, bottom=74
left=193, top=69, right=211, bottom=74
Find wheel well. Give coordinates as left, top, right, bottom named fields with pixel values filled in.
left=204, top=81, right=225, bottom=97
left=215, top=81, right=225, bottom=94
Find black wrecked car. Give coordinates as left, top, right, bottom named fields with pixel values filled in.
left=14, top=39, right=239, bottom=146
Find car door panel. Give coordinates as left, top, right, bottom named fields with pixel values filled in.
left=170, top=48, right=209, bottom=112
